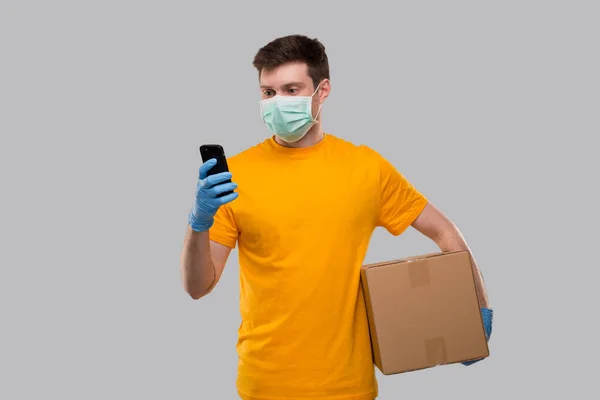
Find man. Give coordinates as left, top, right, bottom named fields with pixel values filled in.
left=181, top=34, right=493, bottom=400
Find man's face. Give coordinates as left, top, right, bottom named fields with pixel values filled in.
left=259, top=62, right=329, bottom=119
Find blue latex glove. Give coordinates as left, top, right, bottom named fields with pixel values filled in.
left=462, top=307, right=493, bottom=366
left=188, top=158, right=238, bottom=232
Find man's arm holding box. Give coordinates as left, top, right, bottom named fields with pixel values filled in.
left=370, top=148, right=493, bottom=363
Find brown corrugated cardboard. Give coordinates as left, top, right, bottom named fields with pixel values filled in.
left=360, top=250, right=489, bottom=375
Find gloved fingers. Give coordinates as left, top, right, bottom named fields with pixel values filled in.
left=216, top=191, right=239, bottom=205
left=198, top=158, right=218, bottom=179
left=206, top=182, right=238, bottom=198
left=462, top=358, right=483, bottom=366
left=481, top=308, right=493, bottom=340
left=462, top=309, right=493, bottom=366
left=482, top=309, right=493, bottom=324
left=199, top=171, right=233, bottom=189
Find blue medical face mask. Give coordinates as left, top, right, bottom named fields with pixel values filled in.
left=259, top=81, right=323, bottom=143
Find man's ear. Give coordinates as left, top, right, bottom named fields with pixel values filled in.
left=318, top=79, right=331, bottom=104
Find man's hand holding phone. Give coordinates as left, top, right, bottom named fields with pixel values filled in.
left=188, top=158, right=238, bottom=232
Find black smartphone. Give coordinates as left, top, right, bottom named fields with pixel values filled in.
left=199, top=144, right=233, bottom=197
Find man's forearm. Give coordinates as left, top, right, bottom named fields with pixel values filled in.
left=436, top=226, right=490, bottom=309
left=180, top=226, right=216, bottom=299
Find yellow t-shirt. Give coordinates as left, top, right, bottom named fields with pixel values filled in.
left=209, top=133, right=428, bottom=400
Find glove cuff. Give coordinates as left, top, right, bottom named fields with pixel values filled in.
left=188, top=211, right=214, bottom=232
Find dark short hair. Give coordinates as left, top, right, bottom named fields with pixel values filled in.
left=252, top=34, right=330, bottom=90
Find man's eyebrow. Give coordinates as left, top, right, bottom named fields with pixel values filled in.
left=260, top=82, right=306, bottom=89
left=282, top=81, right=305, bottom=87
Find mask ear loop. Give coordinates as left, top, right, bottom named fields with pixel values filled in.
left=311, top=80, right=323, bottom=97
left=311, top=80, right=324, bottom=122
left=313, top=103, right=323, bottom=122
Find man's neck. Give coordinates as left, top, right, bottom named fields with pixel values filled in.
left=273, top=124, right=324, bottom=149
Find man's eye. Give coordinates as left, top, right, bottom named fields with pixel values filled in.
left=264, top=90, right=274, bottom=96
left=288, top=88, right=297, bottom=94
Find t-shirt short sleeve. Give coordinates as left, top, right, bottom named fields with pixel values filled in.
left=371, top=149, right=428, bottom=236
left=208, top=203, right=238, bottom=248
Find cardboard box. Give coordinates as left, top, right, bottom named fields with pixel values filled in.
left=360, top=250, right=489, bottom=375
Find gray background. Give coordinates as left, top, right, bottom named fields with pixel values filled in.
left=1, top=0, right=598, bottom=399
